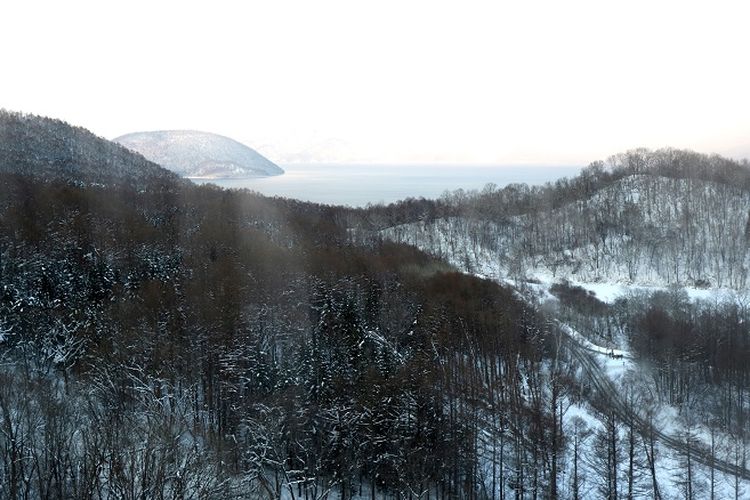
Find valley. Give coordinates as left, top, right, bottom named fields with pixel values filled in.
left=1, top=111, right=750, bottom=498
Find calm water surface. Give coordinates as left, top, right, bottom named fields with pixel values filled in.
left=193, top=164, right=582, bottom=207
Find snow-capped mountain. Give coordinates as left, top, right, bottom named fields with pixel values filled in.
left=114, top=130, right=284, bottom=179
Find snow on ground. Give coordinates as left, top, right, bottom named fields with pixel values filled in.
left=519, top=268, right=745, bottom=306
left=383, top=218, right=748, bottom=308
left=574, top=280, right=742, bottom=305
left=382, top=228, right=750, bottom=498
left=564, top=400, right=604, bottom=432
left=559, top=323, right=631, bottom=359
left=558, top=330, right=750, bottom=500
left=598, top=352, right=633, bottom=382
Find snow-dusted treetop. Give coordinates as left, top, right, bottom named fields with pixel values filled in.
left=114, top=130, right=284, bottom=179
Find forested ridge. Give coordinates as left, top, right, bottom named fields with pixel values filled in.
left=380, top=148, right=750, bottom=287
left=352, top=147, right=750, bottom=231
left=0, top=110, right=182, bottom=188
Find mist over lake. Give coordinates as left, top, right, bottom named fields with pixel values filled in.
left=193, top=163, right=583, bottom=206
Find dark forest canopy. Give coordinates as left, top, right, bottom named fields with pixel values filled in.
left=0, top=112, right=554, bottom=498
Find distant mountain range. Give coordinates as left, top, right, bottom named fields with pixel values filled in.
left=114, top=130, right=283, bottom=179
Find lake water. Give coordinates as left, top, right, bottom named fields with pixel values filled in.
left=193, top=164, right=583, bottom=207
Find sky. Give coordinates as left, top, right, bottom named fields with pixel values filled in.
left=1, top=0, right=749, bottom=165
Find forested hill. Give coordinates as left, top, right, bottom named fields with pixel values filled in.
left=114, top=130, right=284, bottom=178
left=0, top=110, right=181, bottom=187
left=464, top=147, right=750, bottom=217
left=378, top=148, right=750, bottom=288
left=351, top=148, right=750, bottom=230
left=0, top=114, right=561, bottom=498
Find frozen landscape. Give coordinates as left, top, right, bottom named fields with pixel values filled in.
left=3, top=1, right=750, bottom=497
left=2, top=112, right=750, bottom=498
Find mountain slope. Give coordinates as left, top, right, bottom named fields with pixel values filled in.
left=2, top=112, right=567, bottom=498
left=114, top=130, right=283, bottom=178
left=381, top=152, right=750, bottom=289
left=0, top=110, right=180, bottom=187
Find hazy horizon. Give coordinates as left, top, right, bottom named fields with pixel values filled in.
left=194, top=163, right=585, bottom=206
left=2, top=1, right=749, bottom=165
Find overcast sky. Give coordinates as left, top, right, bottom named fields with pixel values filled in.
left=2, top=0, right=748, bottom=165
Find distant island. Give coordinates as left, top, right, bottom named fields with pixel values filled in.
left=114, top=130, right=283, bottom=179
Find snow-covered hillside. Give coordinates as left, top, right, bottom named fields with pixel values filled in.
left=114, top=130, right=283, bottom=178
left=384, top=174, right=750, bottom=289
left=377, top=166, right=750, bottom=498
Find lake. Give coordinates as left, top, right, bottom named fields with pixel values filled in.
left=193, top=164, right=583, bottom=207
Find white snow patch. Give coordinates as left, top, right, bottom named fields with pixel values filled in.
left=559, top=323, right=631, bottom=359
